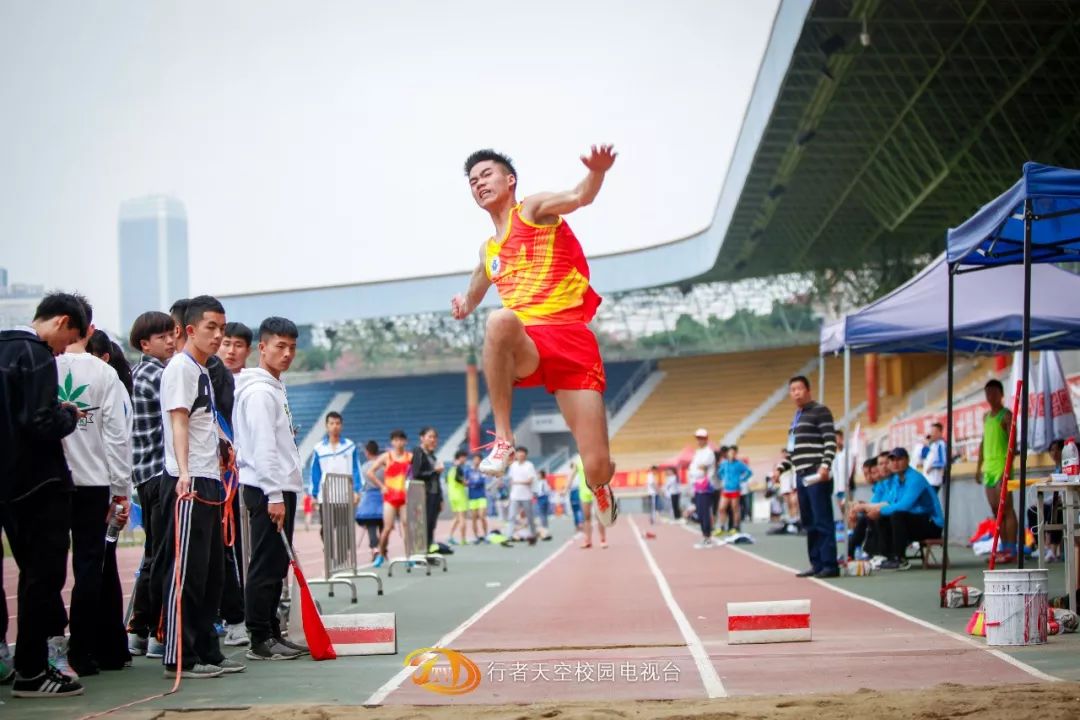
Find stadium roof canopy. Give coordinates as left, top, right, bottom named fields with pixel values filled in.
left=701, top=0, right=1080, bottom=283
left=221, top=0, right=1080, bottom=326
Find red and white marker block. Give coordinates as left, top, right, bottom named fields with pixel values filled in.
left=287, top=575, right=397, bottom=656
left=320, top=613, right=397, bottom=656
left=726, top=599, right=811, bottom=645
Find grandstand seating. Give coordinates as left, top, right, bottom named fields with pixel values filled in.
left=478, top=360, right=647, bottom=439
left=288, top=372, right=469, bottom=452
left=609, top=346, right=816, bottom=472
left=287, top=360, right=646, bottom=461
left=285, top=383, right=338, bottom=439
left=737, top=350, right=869, bottom=453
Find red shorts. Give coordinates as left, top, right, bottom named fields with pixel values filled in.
left=516, top=323, right=606, bottom=394
left=384, top=489, right=406, bottom=508
left=722, top=491, right=741, bottom=500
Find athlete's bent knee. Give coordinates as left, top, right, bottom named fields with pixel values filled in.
left=486, top=308, right=521, bottom=337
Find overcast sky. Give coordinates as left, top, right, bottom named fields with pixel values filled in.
left=0, top=0, right=779, bottom=331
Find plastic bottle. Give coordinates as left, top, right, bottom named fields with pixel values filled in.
left=105, top=503, right=124, bottom=543
left=1062, top=437, right=1079, bottom=477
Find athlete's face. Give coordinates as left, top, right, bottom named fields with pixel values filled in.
left=219, top=336, right=251, bottom=372
left=468, top=160, right=515, bottom=210
left=188, top=311, right=225, bottom=358
left=326, top=417, right=342, bottom=439
left=260, top=333, right=297, bottom=377
left=141, top=327, right=177, bottom=362
left=391, top=436, right=406, bottom=452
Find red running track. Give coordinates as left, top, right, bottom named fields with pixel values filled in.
left=383, top=517, right=1045, bottom=704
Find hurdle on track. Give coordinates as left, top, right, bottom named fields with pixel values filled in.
left=308, top=472, right=383, bottom=598
left=387, top=480, right=448, bottom=577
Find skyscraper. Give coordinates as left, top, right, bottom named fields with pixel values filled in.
left=118, top=195, right=189, bottom=332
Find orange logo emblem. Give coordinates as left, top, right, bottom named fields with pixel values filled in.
left=404, top=647, right=481, bottom=696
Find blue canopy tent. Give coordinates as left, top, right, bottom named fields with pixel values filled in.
left=942, top=162, right=1080, bottom=584
left=820, top=254, right=1080, bottom=355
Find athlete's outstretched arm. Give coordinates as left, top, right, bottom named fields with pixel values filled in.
left=523, top=144, right=617, bottom=224
left=451, top=242, right=492, bottom=320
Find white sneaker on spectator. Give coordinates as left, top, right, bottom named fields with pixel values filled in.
left=128, top=633, right=148, bottom=656
left=146, top=638, right=166, bottom=659
left=693, top=539, right=713, bottom=549
left=223, top=623, right=250, bottom=647
left=47, top=636, right=78, bottom=681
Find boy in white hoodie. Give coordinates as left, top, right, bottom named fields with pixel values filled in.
left=234, top=317, right=306, bottom=661
left=55, top=300, right=133, bottom=678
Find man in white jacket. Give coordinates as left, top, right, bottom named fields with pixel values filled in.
left=55, top=301, right=133, bottom=678
left=234, top=317, right=305, bottom=661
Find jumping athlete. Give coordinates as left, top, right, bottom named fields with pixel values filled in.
left=452, top=145, right=619, bottom=526
left=367, top=430, right=412, bottom=567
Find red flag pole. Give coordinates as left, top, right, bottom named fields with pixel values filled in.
left=280, top=529, right=336, bottom=660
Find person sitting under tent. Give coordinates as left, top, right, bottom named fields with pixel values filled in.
left=847, top=458, right=896, bottom=561
left=852, top=447, right=943, bottom=571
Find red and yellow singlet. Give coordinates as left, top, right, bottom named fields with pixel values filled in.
left=484, top=205, right=602, bottom=326
left=383, top=450, right=413, bottom=508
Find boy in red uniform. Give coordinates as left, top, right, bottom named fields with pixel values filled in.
left=451, top=145, right=618, bottom=526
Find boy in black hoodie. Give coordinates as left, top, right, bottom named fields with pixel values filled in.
left=0, top=292, right=88, bottom=698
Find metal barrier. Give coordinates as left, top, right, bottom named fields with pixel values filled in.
left=387, top=480, right=448, bottom=577
left=308, top=472, right=383, bottom=598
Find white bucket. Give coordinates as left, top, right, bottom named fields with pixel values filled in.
left=982, top=569, right=1049, bottom=646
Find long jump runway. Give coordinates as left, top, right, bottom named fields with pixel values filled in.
left=379, top=515, right=1049, bottom=705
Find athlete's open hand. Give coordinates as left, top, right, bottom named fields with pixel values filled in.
left=581, top=144, right=617, bottom=173
left=451, top=293, right=471, bottom=320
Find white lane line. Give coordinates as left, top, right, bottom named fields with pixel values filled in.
left=673, top=520, right=1060, bottom=684
left=628, top=515, right=727, bottom=698
left=363, top=534, right=577, bottom=706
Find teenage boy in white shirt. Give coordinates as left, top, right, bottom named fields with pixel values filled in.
left=158, top=296, right=242, bottom=679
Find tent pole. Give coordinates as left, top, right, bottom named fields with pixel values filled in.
left=819, top=353, right=826, bottom=404
left=940, top=263, right=956, bottom=600
left=843, top=346, right=851, bottom=430
left=1018, top=200, right=1033, bottom=570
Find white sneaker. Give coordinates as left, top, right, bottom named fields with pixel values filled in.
left=128, top=633, right=148, bottom=656
left=223, top=623, right=250, bottom=647
left=591, top=483, right=618, bottom=527
left=693, top=539, right=713, bottom=549
left=146, top=638, right=166, bottom=659
left=478, top=439, right=515, bottom=476
left=47, top=636, right=78, bottom=681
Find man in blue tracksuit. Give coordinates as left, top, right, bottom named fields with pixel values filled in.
left=857, top=447, right=943, bottom=570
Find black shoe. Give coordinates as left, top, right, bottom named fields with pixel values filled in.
left=796, top=568, right=819, bottom=578
left=68, top=655, right=100, bottom=677
left=11, top=666, right=85, bottom=698
left=814, top=568, right=841, bottom=578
